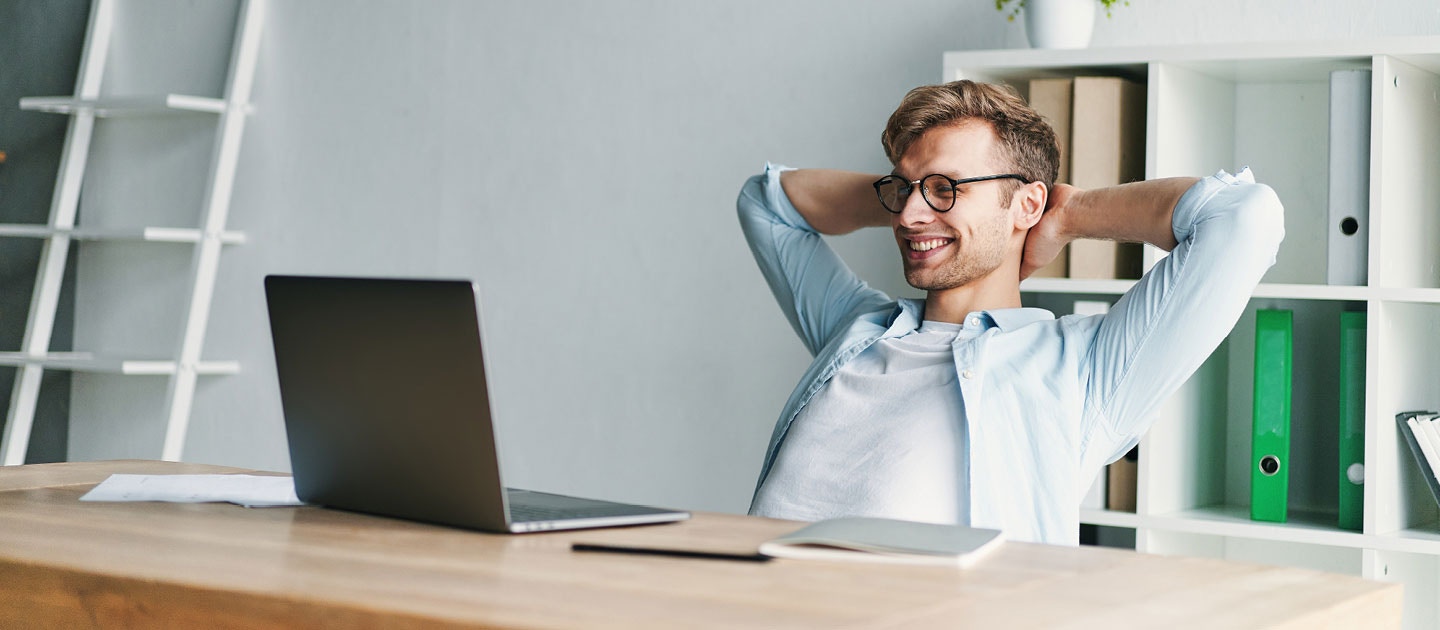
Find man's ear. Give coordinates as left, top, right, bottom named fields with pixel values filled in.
left=1013, top=181, right=1046, bottom=230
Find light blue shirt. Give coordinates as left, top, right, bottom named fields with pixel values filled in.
left=752, top=320, right=974, bottom=525
left=737, top=163, right=1283, bottom=545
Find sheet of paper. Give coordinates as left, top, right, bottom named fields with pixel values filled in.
left=79, top=474, right=306, bottom=508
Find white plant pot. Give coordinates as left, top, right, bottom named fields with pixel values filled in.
left=1024, top=0, right=1096, bottom=49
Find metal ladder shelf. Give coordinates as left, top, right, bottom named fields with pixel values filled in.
left=0, top=0, right=266, bottom=465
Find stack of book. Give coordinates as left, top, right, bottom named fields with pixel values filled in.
left=1026, top=76, right=1146, bottom=280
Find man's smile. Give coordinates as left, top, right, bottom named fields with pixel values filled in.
left=904, top=236, right=955, bottom=259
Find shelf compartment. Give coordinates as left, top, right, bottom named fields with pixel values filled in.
left=0, top=352, right=239, bottom=376
left=1370, top=301, right=1440, bottom=534
left=1079, top=523, right=1136, bottom=549
left=19, top=94, right=227, bottom=117
left=1142, top=299, right=1360, bottom=523
left=0, top=224, right=245, bottom=244
left=1152, top=57, right=1374, bottom=287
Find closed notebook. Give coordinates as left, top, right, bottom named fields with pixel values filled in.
left=758, top=517, right=1004, bottom=568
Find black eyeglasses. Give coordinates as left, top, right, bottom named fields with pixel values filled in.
left=872, top=173, right=1030, bottom=214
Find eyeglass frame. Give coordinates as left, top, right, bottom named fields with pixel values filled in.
left=872, top=173, right=1031, bottom=214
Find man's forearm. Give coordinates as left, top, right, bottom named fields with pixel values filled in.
left=1061, top=177, right=1198, bottom=252
left=779, top=169, right=891, bottom=236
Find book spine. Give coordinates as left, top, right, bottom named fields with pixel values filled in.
left=1251, top=309, right=1292, bottom=523
left=1106, top=446, right=1138, bottom=513
left=1068, top=76, right=1146, bottom=280
left=1026, top=77, right=1073, bottom=279
left=1029, top=77, right=1073, bottom=185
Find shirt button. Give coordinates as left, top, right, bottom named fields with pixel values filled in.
left=962, top=369, right=975, bottom=379
left=968, top=317, right=980, bottom=327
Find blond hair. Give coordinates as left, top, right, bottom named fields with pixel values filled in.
left=881, top=80, right=1059, bottom=200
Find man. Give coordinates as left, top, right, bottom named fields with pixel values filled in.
left=737, top=80, right=1283, bottom=545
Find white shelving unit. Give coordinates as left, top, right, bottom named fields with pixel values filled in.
left=948, top=37, right=1440, bottom=630
left=0, top=0, right=265, bottom=465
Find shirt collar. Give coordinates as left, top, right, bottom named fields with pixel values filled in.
left=886, top=300, right=1054, bottom=334
left=985, top=307, right=1055, bottom=331
left=884, top=299, right=924, bottom=337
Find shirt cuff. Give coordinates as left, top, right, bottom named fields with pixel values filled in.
left=762, top=162, right=818, bottom=233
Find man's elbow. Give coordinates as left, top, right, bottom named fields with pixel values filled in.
left=736, top=174, right=768, bottom=222
left=1220, top=183, right=1286, bottom=262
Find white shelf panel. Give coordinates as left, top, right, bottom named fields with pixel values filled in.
left=1250, top=283, right=1370, bottom=301
left=0, top=352, right=239, bottom=376
left=1143, top=506, right=1440, bottom=555
left=1379, top=527, right=1440, bottom=556
left=1019, top=278, right=1136, bottom=295
left=1373, top=286, right=1440, bottom=304
left=1020, top=279, right=1416, bottom=302
left=19, top=94, right=227, bottom=117
left=1142, top=505, right=1369, bottom=549
left=0, top=224, right=245, bottom=245
left=1080, top=508, right=1143, bottom=529
left=944, top=36, right=1440, bottom=80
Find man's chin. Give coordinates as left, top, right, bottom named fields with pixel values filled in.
left=903, top=270, right=947, bottom=292
left=904, top=264, right=987, bottom=292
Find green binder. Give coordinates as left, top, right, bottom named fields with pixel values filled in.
left=1338, top=312, right=1366, bottom=531
left=1251, top=309, right=1293, bottom=523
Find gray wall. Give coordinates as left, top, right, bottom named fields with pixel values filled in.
left=0, top=0, right=91, bottom=463
left=32, top=0, right=1440, bottom=514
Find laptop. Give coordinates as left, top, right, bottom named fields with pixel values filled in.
left=264, top=275, right=690, bottom=533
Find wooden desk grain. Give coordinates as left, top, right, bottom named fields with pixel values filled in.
left=0, top=461, right=1402, bottom=629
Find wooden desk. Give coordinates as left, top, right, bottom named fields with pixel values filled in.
left=0, top=461, right=1401, bottom=629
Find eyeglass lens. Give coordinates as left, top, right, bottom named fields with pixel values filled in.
left=877, top=174, right=959, bottom=213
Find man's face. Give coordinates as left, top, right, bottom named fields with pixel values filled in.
left=890, top=121, right=1019, bottom=292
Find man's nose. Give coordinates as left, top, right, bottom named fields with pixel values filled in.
left=897, top=190, right=937, bottom=226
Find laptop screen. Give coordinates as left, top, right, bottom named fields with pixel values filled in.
left=265, top=275, right=512, bottom=531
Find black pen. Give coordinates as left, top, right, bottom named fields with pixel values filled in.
left=571, top=543, right=772, bottom=563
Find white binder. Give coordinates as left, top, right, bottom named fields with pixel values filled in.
left=1327, top=69, right=1371, bottom=286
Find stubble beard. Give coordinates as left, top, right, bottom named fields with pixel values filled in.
left=901, top=210, right=1011, bottom=292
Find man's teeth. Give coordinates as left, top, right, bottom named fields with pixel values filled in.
left=909, top=239, right=950, bottom=252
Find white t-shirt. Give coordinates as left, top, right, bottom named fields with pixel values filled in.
left=750, top=320, right=971, bottom=525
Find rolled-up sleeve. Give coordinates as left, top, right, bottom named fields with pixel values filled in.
left=736, top=163, right=890, bottom=357
left=1080, top=169, right=1285, bottom=463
